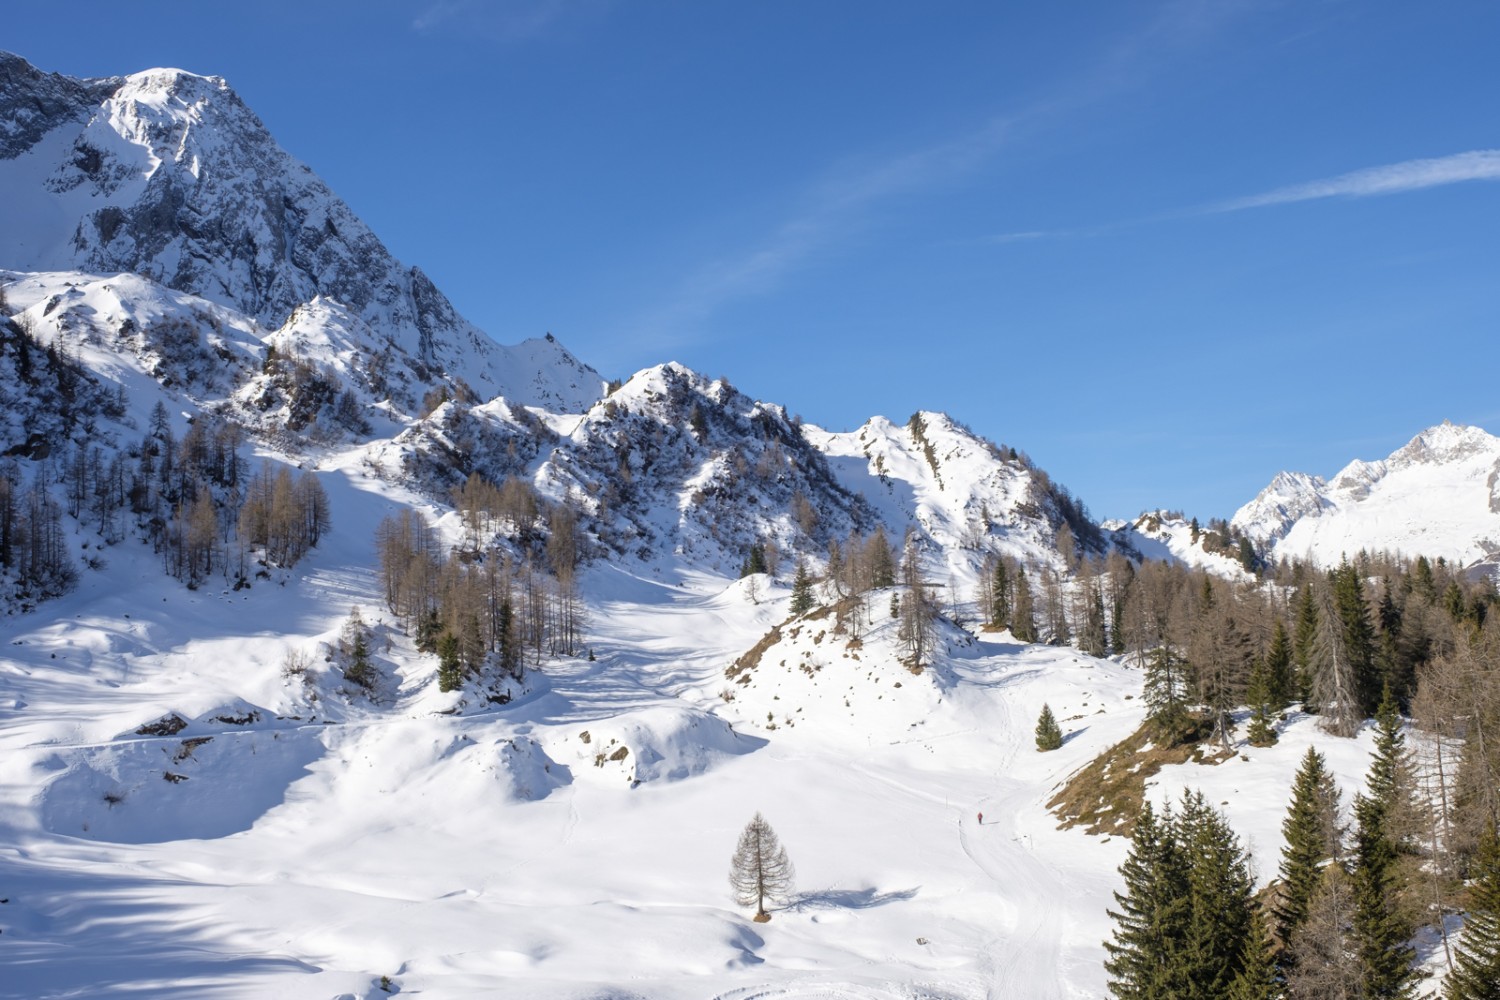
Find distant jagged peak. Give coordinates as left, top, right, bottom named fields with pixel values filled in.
left=1231, top=468, right=1333, bottom=543
left=586, top=361, right=780, bottom=429
left=1231, top=420, right=1500, bottom=569
left=1388, top=420, right=1499, bottom=468
left=1266, top=469, right=1327, bottom=494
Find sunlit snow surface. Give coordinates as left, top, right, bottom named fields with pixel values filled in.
left=1234, top=421, right=1500, bottom=570
left=0, top=438, right=1446, bottom=998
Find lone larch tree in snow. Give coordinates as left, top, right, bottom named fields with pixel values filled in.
left=730, top=812, right=794, bottom=922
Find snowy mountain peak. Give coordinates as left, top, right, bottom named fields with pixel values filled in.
left=0, top=52, right=604, bottom=414
left=1388, top=421, right=1498, bottom=468
left=1232, top=421, right=1500, bottom=568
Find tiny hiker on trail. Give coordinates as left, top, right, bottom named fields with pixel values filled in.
left=977, top=811, right=983, bottom=825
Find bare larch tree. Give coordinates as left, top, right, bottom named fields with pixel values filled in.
left=729, top=812, right=794, bottom=922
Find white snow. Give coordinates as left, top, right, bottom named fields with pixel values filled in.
left=1234, top=421, right=1500, bottom=570
left=0, top=443, right=1161, bottom=997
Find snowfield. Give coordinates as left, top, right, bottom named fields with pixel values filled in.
left=0, top=445, right=1161, bottom=999
left=0, top=446, right=1432, bottom=998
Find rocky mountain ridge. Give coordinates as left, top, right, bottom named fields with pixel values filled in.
left=1232, top=421, right=1500, bottom=570
left=0, top=51, right=602, bottom=414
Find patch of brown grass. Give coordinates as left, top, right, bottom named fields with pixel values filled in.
left=1046, top=719, right=1232, bottom=838
left=726, top=624, right=783, bottom=681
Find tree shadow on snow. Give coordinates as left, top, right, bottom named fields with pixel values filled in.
left=784, top=886, right=919, bottom=911
left=0, top=857, right=321, bottom=998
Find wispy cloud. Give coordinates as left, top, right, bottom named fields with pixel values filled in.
left=1214, top=150, right=1500, bottom=212
left=633, top=3, right=1262, bottom=345
left=639, top=116, right=1020, bottom=339
left=411, top=0, right=608, bottom=42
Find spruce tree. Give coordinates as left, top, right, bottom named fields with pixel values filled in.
left=1178, top=790, right=1257, bottom=998
left=1374, top=588, right=1412, bottom=708
left=1292, top=586, right=1319, bottom=708
left=1081, top=580, right=1109, bottom=658
left=788, top=559, right=814, bottom=617
left=1227, top=905, right=1284, bottom=1000
left=1275, top=747, right=1342, bottom=945
left=1035, top=703, right=1064, bottom=751
left=1246, top=656, right=1279, bottom=747
left=1104, top=801, right=1190, bottom=999
left=869, top=526, right=896, bottom=589
left=1331, top=562, right=1379, bottom=716
left=342, top=608, right=376, bottom=690
left=1266, top=619, right=1294, bottom=710
left=991, top=558, right=1011, bottom=629
left=740, top=542, right=768, bottom=577
left=437, top=632, right=464, bottom=692
left=497, top=598, right=522, bottom=679
left=1351, top=693, right=1420, bottom=999
left=1011, top=569, right=1037, bottom=643
left=1446, top=821, right=1500, bottom=1000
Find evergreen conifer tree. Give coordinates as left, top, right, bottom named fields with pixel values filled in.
left=1227, top=905, right=1284, bottom=1000
left=1266, top=619, right=1294, bottom=710
left=740, top=543, right=768, bottom=578
left=1275, top=747, right=1343, bottom=945
left=497, top=597, right=522, bottom=679
left=1237, top=536, right=1259, bottom=576
left=1179, top=790, right=1258, bottom=998
left=1246, top=656, right=1279, bottom=747
left=1446, top=821, right=1500, bottom=1000
left=1011, top=569, right=1038, bottom=643
left=1104, top=801, right=1191, bottom=999
left=1350, top=693, right=1420, bottom=999
left=437, top=632, right=464, bottom=692
left=869, top=526, right=896, bottom=589
left=1081, top=580, right=1109, bottom=657
left=342, top=608, right=376, bottom=689
left=1105, top=792, right=1260, bottom=998
left=1035, top=703, right=1064, bottom=751
left=789, top=559, right=814, bottom=617
left=1374, top=588, right=1412, bottom=708
left=991, top=558, right=1011, bottom=630
left=1332, top=562, right=1379, bottom=716
left=1292, top=586, right=1319, bottom=708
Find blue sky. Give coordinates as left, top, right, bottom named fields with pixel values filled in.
left=7, top=1, right=1498, bottom=521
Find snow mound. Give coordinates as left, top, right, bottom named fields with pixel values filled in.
left=38, top=726, right=324, bottom=843
left=718, top=596, right=967, bottom=742
left=562, top=705, right=759, bottom=786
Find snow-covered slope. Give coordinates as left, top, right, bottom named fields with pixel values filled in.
left=0, top=52, right=603, bottom=412
left=806, top=412, right=1090, bottom=583
left=1233, top=421, right=1500, bottom=568
left=1107, top=511, right=1254, bottom=580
